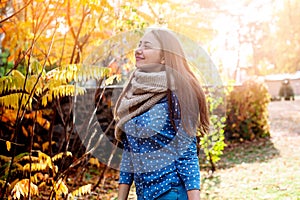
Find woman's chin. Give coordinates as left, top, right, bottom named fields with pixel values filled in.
left=135, top=64, right=165, bottom=72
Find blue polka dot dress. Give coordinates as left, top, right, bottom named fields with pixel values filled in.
left=119, top=94, right=200, bottom=199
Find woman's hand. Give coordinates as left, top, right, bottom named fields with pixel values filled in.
left=187, top=189, right=200, bottom=200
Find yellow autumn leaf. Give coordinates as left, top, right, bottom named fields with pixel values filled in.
left=18, top=155, right=39, bottom=163
left=38, top=182, right=46, bottom=188
left=48, top=91, right=53, bottom=102
left=75, top=87, right=86, bottom=95
left=37, top=151, right=53, bottom=169
left=54, top=179, right=68, bottom=198
left=52, top=152, right=72, bottom=162
left=6, top=141, right=11, bottom=151
left=33, top=143, right=40, bottom=149
left=23, top=163, right=48, bottom=172
left=11, top=179, right=39, bottom=199
left=0, top=155, right=11, bottom=162
left=105, top=74, right=119, bottom=85
left=89, top=157, right=100, bottom=167
left=71, top=184, right=92, bottom=197
left=42, top=141, right=56, bottom=152
left=42, top=96, right=47, bottom=107
left=9, top=178, right=20, bottom=192
left=11, top=70, right=25, bottom=80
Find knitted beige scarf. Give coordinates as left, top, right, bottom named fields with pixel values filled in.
left=114, top=69, right=169, bottom=141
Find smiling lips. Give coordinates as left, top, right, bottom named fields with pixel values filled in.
left=135, top=55, right=144, bottom=62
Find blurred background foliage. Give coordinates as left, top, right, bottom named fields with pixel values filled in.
left=225, top=79, right=271, bottom=142
left=1, top=0, right=299, bottom=75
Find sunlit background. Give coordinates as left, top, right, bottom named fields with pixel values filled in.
left=125, top=0, right=300, bottom=85
left=1, top=0, right=299, bottom=79
left=1, top=0, right=300, bottom=95
left=1, top=1, right=300, bottom=199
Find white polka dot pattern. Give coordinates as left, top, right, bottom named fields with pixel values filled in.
left=119, top=94, right=200, bottom=199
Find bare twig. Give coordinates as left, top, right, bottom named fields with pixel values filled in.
left=0, top=0, right=34, bottom=24
left=0, top=138, right=25, bottom=146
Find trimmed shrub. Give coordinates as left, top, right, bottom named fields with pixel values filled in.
left=225, top=78, right=270, bottom=142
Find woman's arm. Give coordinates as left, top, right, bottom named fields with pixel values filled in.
left=187, top=189, right=200, bottom=200
left=118, top=136, right=134, bottom=199
left=174, top=134, right=201, bottom=198
left=170, top=93, right=201, bottom=198
left=118, top=184, right=131, bottom=200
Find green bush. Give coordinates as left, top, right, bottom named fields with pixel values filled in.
left=225, top=79, right=270, bottom=142
left=199, top=87, right=226, bottom=172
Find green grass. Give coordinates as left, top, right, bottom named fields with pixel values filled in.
left=199, top=100, right=300, bottom=200
left=200, top=137, right=300, bottom=200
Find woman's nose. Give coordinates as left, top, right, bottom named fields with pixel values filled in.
left=135, top=47, right=142, bottom=54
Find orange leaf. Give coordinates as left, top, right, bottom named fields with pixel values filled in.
left=22, top=126, right=29, bottom=137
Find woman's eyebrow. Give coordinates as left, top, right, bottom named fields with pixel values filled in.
left=141, top=41, right=152, bottom=45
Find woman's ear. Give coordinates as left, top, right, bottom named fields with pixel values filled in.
left=161, top=57, right=165, bottom=65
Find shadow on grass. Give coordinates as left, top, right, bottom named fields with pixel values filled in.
left=200, top=137, right=280, bottom=170
left=199, top=138, right=280, bottom=199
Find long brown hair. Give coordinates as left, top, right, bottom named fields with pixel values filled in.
left=114, top=28, right=210, bottom=137
left=150, top=28, right=210, bottom=136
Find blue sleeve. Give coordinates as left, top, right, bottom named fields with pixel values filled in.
left=171, top=93, right=201, bottom=190
left=119, top=136, right=134, bottom=185
left=175, top=132, right=201, bottom=190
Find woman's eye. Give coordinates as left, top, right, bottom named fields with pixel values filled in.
left=136, top=43, right=152, bottom=50
left=142, top=44, right=151, bottom=49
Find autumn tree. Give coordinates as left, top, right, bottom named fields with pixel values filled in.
left=0, top=0, right=219, bottom=198
left=0, top=0, right=149, bottom=198
left=267, top=0, right=300, bottom=73
left=238, top=0, right=300, bottom=74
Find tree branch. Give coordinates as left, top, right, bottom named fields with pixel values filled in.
left=0, top=0, right=34, bottom=24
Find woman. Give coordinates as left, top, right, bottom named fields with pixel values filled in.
left=114, top=28, right=209, bottom=200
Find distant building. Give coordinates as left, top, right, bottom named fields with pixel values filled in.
left=263, top=71, right=300, bottom=99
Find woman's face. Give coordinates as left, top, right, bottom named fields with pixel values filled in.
left=135, top=32, right=164, bottom=71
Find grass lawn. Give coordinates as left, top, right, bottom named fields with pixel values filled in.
left=200, top=138, right=300, bottom=199
left=200, top=100, right=300, bottom=200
